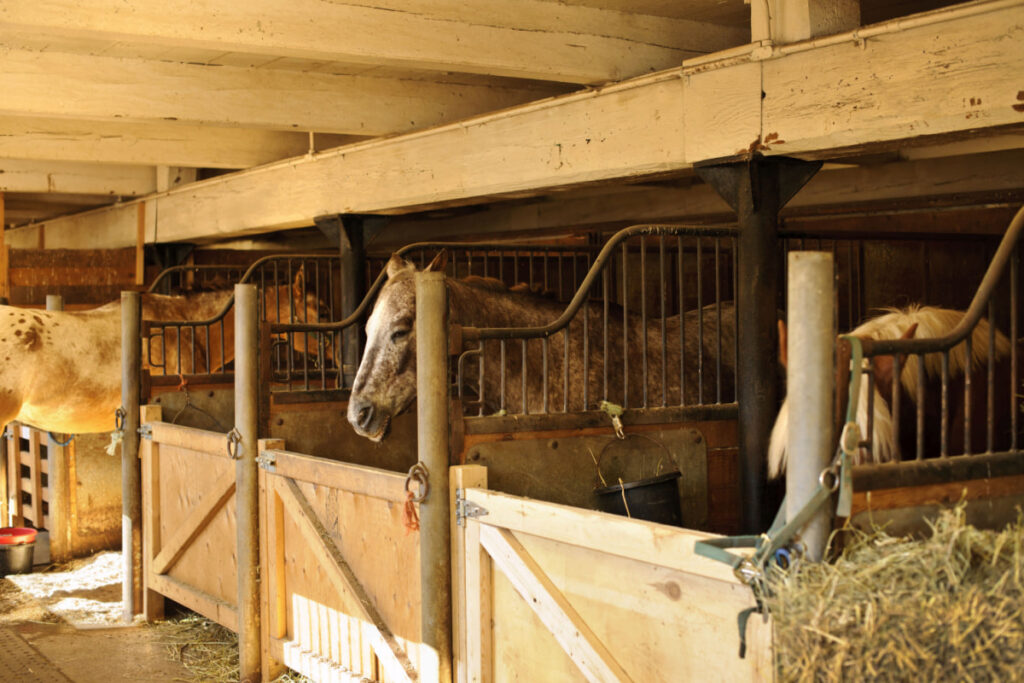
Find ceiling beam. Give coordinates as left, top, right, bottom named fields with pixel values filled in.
left=0, top=159, right=155, bottom=195
left=0, top=116, right=360, bottom=168
left=0, top=46, right=567, bottom=135
left=0, top=0, right=748, bottom=84
left=13, top=1, right=1021, bottom=248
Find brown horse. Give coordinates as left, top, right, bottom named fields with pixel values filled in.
left=1, top=277, right=323, bottom=435
left=348, top=251, right=736, bottom=441
left=768, top=305, right=1015, bottom=477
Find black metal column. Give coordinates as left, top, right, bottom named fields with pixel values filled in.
left=315, top=214, right=368, bottom=386
left=696, top=156, right=821, bottom=532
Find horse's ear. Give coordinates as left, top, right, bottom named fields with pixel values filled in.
left=425, top=249, right=448, bottom=273
left=292, top=265, right=306, bottom=298
left=385, top=254, right=414, bottom=280
left=777, top=319, right=788, bottom=369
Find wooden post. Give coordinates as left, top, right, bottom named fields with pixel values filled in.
left=416, top=270, right=453, bottom=683
left=450, top=465, right=488, bottom=683
left=121, top=291, right=143, bottom=621
left=235, top=284, right=262, bottom=683
left=0, top=192, right=8, bottom=300
left=136, top=202, right=146, bottom=287
left=46, top=294, right=73, bottom=563
left=140, top=404, right=165, bottom=621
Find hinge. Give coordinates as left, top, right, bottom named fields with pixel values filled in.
left=455, top=488, right=488, bottom=527
left=138, top=424, right=153, bottom=440
left=256, top=450, right=277, bottom=471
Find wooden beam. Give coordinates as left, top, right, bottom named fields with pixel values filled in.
left=0, top=116, right=359, bottom=169
left=0, top=0, right=748, bottom=84
left=752, top=0, right=860, bottom=43
left=0, top=46, right=566, bottom=135
left=0, top=159, right=155, bottom=195
left=14, top=2, right=1022, bottom=246
left=479, top=524, right=632, bottom=683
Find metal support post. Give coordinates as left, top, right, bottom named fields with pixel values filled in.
left=234, top=284, right=262, bottom=683
left=120, top=291, right=143, bottom=622
left=416, top=271, right=453, bottom=683
left=315, top=213, right=368, bottom=387
left=46, top=294, right=72, bottom=563
left=786, top=252, right=834, bottom=561
left=697, top=155, right=821, bottom=532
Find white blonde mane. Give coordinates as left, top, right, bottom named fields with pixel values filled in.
left=768, top=305, right=1011, bottom=478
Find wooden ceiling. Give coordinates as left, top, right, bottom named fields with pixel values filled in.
left=0, top=0, right=1004, bottom=233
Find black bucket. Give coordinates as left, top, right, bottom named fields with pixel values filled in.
left=595, top=471, right=683, bottom=526
left=0, top=527, right=37, bottom=577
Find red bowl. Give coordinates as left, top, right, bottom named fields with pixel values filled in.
left=0, top=527, right=37, bottom=545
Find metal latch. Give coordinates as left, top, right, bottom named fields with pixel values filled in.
left=256, top=450, right=277, bottom=471
left=138, top=424, right=153, bottom=440
left=455, top=488, right=488, bottom=526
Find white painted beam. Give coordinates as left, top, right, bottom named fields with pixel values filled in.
left=0, top=47, right=566, bottom=135
left=0, top=159, right=155, bottom=195
left=0, top=0, right=748, bottom=84
left=15, top=1, right=1023, bottom=248
left=0, top=116, right=359, bottom=168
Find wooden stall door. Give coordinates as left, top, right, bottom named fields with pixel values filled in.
left=141, top=409, right=239, bottom=629
left=258, top=442, right=421, bottom=683
left=451, top=466, right=773, bottom=683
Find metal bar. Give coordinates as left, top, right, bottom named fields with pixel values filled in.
left=500, top=340, right=507, bottom=413
left=414, top=271, right=453, bottom=683
left=521, top=340, right=528, bottom=415
left=715, top=238, right=722, bottom=404
left=582, top=254, right=589, bottom=410
left=603, top=268, right=609, bottom=401
left=678, top=236, right=685, bottom=405
left=542, top=338, right=549, bottom=414
left=45, top=295, right=71, bottom=563
left=640, top=236, right=648, bottom=407
left=120, top=291, right=143, bottom=623
left=964, top=335, right=972, bottom=455
left=916, top=354, right=926, bottom=461
left=892, top=354, right=902, bottom=460
left=659, top=236, right=667, bottom=408
left=622, top=243, right=630, bottom=408
left=941, top=351, right=949, bottom=458
left=696, top=237, right=704, bottom=404
left=987, top=299, right=996, bottom=453
left=234, top=284, right=261, bottom=682
left=1012, top=249, right=1019, bottom=451
left=786, top=251, right=834, bottom=562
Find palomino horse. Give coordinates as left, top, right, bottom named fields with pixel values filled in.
left=768, top=305, right=1014, bottom=477
left=1, top=274, right=323, bottom=435
left=348, top=251, right=736, bottom=441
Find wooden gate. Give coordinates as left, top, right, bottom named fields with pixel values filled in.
left=451, top=465, right=772, bottom=682
left=258, top=440, right=422, bottom=683
left=140, top=406, right=239, bottom=627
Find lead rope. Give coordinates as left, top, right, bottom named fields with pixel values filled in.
left=694, top=335, right=863, bottom=658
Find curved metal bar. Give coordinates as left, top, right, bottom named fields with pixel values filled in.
left=463, top=224, right=738, bottom=342
left=861, top=205, right=1024, bottom=357
left=146, top=265, right=244, bottom=293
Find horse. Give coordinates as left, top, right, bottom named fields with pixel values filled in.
left=768, top=305, right=1015, bottom=478
left=0, top=273, right=324, bottom=435
left=348, top=250, right=736, bottom=441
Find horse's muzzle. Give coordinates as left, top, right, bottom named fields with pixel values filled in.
left=347, top=395, right=389, bottom=441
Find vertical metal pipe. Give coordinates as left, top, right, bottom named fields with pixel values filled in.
left=234, top=284, right=261, bottom=683
left=785, top=252, right=834, bottom=562
left=415, top=271, right=453, bottom=683
left=120, top=291, right=143, bottom=622
left=46, top=295, right=71, bottom=563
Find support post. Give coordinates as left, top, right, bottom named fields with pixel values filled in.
left=786, top=252, right=834, bottom=561
left=120, top=291, right=143, bottom=621
left=416, top=270, right=453, bottom=683
left=234, top=283, right=261, bottom=683
left=315, top=213, right=367, bottom=387
left=696, top=155, right=821, bottom=532
left=46, top=294, right=72, bottom=563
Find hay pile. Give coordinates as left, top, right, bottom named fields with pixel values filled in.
left=766, top=507, right=1024, bottom=681
left=152, top=614, right=310, bottom=682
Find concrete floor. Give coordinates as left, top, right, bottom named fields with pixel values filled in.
left=0, top=574, right=196, bottom=682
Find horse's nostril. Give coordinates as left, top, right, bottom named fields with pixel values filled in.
left=357, top=405, right=373, bottom=428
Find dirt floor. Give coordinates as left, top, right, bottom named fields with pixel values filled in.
left=0, top=551, right=273, bottom=682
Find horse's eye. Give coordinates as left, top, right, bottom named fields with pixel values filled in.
left=391, top=329, right=410, bottom=343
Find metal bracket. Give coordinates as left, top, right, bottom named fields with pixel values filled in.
left=138, top=424, right=153, bottom=440
left=256, top=450, right=277, bottom=471
left=455, top=488, right=489, bottom=527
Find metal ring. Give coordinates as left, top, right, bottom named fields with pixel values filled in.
left=405, top=462, right=429, bottom=503
left=226, top=428, right=243, bottom=460
left=818, top=467, right=840, bottom=492
left=114, top=407, right=126, bottom=431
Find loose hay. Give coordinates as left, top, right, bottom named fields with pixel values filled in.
left=149, top=614, right=311, bottom=682
left=766, top=506, right=1024, bottom=681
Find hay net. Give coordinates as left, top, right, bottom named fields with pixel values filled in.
left=765, top=505, right=1024, bottom=681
